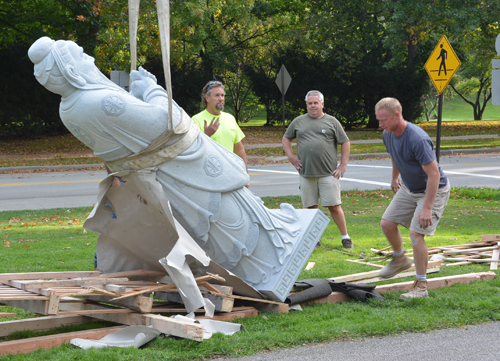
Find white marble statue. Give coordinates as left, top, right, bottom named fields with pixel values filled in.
left=28, top=37, right=314, bottom=289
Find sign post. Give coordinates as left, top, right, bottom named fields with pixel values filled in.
left=275, top=65, right=292, bottom=135
left=424, top=35, right=461, bottom=162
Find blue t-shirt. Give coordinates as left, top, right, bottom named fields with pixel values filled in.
left=383, top=122, right=448, bottom=193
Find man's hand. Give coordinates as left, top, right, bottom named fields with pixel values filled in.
left=332, top=163, right=347, bottom=179
left=290, top=155, right=302, bottom=171
left=130, top=66, right=157, bottom=100
left=204, top=118, right=220, bottom=136
left=111, top=177, right=122, bottom=187
left=419, top=207, right=432, bottom=229
left=390, top=178, right=401, bottom=193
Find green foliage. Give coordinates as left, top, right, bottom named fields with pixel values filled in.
left=2, top=0, right=500, bottom=137
left=0, top=0, right=103, bottom=137
left=449, top=22, right=499, bottom=120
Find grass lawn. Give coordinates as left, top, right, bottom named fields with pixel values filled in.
left=437, top=96, right=500, bottom=121
left=1, top=188, right=499, bottom=360
left=241, top=97, right=500, bottom=127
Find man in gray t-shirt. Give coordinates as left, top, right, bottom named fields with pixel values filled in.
left=375, top=97, right=450, bottom=300
left=282, top=90, right=353, bottom=249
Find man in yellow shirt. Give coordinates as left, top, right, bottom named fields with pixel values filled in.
left=192, top=81, right=248, bottom=169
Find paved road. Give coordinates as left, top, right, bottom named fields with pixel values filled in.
left=216, top=321, right=500, bottom=361
left=1, top=153, right=499, bottom=211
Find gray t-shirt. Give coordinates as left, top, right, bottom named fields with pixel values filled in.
left=383, top=122, right=448, bottom=193
left=284, top=113, right=349, bottom=177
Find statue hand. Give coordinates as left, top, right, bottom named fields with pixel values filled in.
left=130, top=66, right=157, bottom=100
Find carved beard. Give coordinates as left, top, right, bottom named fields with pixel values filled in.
left=79, top=67, right=126, bottom=93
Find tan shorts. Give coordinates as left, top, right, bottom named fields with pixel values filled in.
left=382, top=181, right=450, bottom=236
left=299, top=175, right=342, bottom=208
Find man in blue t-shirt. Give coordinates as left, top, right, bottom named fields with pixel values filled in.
left=375, top=97, right=450, bottom=300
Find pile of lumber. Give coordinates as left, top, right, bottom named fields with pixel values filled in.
left=370, top=234, right=500, bottom=271
left=0, top=269, right=289, bottom=348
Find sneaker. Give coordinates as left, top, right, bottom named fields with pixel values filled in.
left=400, top=279, right=428, bottom=300
left=379, top=252, right=412, bottom=279
left=342, top=238, right=354, bottom=249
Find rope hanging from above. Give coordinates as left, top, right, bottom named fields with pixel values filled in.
left=128, top=0, right=174, bottom=131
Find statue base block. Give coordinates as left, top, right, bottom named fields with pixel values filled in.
left=255, top=209, right=330, bottom=302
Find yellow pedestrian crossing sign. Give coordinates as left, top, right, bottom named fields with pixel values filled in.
left=425, top=35, right=461, bottom=94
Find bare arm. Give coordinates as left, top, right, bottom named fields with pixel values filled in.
left=282, top=136, right=302, bottom=171
left=390, top=160, right=401, bottom=193
left=333, top=141, right=350, bottom=178
left=233, top=141, right=248, bottom=171
left=419, top=160, right=441, bottom=229
left=234, top=141, right=249, bottom=188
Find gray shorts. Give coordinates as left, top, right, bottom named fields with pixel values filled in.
left=299, top=175, right=342, bottom=208
left=382, top=181, right=450, bottom=236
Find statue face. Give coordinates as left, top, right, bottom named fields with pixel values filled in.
left=66, top=41, right=97, bottom=75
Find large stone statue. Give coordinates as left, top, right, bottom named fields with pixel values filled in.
left=28, top=37, right=328, bottom=303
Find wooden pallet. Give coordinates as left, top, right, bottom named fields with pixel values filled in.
left=370, top=235, right=500, bottom=269
left=0, top=269, right=288, bottom=348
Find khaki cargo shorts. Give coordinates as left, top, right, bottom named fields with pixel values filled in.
left=382, top=181, right=450, bottom=236
left=299, top=175, right=342, bottom=208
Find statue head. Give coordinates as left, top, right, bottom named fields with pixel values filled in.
left=28, top=37, right=124, bottom=95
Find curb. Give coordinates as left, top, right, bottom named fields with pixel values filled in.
left=1, top=148, right=499, bottom=173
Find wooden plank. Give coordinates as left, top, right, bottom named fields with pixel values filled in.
left=490, top=243, right=500, bottom=271
left=77, top=294, right=153, bottom=313
left=1, top=299, right=51, bottom=315
left=156, top=288, right=235, bottom=313
left=196, top=307, right=259, bottom=321
left=250, top=302, right=289, bottom=314
left=329, top=261, right=442, bottom=283
left=0, top=312, right=17, bottom=317
left=0, top=326, right=125, bottom=356
left=0, top=296, right=49, bottom=301
left=345, top=259, right=384, bottom=268
left=110, top=274, right=225, bottom=301
left=145, top=314, right=204, bottom=341
left=0, top=271, right=100, bottom=281
left=0, top=315, right=93, bottom=337
left=199, top=281, right=221, bottom=294
left=47, top=291, right=60, bottom=315
left=480, top=234, right=500, bottom=242
left=155, top=282, right=236, bottom=314
left=305, top=262, right=315, bottom=271
left=442, top=246, right=498, bottom=255
left=438, top=258, right=499, bottom=263
left=57, top=309, right=136, bottom=316
left=6, top=278, right=129, bottom=290
left=352, top=267, right=440, bottom=284
left=58, top=301, right=204, bottom=341
left=98, top=269, right=167, bottom=278
left=203, top=284, right=234, bottom=312
left=105, top=284, right=127, bottom=293
left=376, top=272, right=497, bottom=294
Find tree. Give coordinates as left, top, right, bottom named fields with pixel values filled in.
left=0, top=0, right=103, bottom=137
left=449, top=25, right=498, bottom=120
left=94, top=0, right=290, bottom=119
